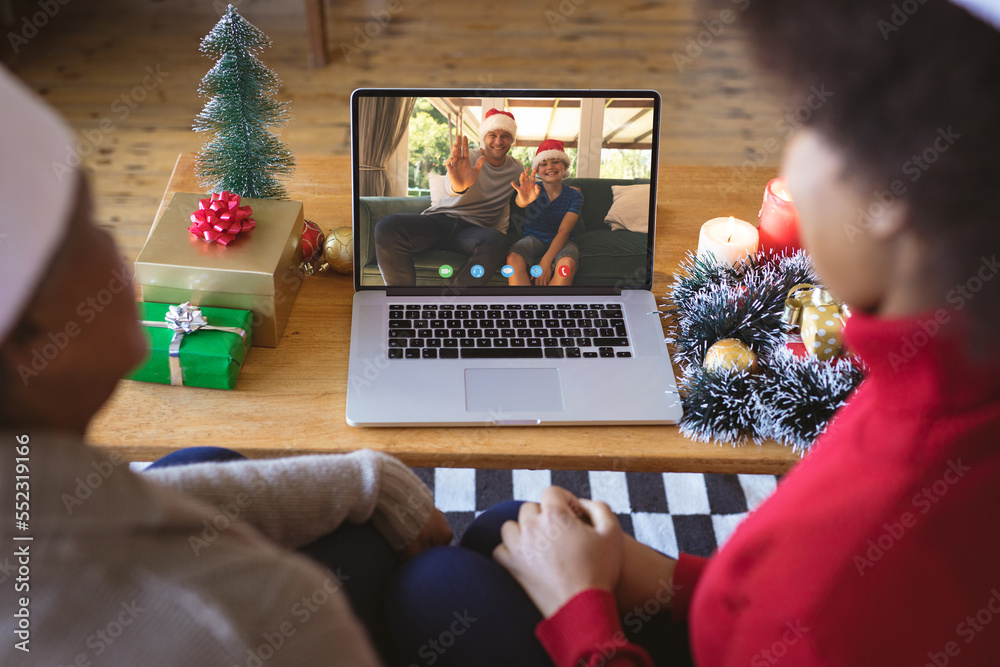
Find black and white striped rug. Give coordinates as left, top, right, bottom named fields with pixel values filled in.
left=134, top=460, right=780, bottom=558
left=413, top=468, right=780, bottom=558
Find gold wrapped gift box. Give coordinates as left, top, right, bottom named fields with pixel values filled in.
left=134, top=192, right=305, bottom=347
left=782, top=283, right=848, bottom=361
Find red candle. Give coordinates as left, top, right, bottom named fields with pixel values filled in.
left=757, top=177, right=802, bottom=256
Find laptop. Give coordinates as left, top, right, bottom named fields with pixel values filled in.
left=346, top=88, right=682, bottom=426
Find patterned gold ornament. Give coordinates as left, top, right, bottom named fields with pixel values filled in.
left=703, top=338, right=759, bottom=373
left=324, top=226, right=353, bottom=274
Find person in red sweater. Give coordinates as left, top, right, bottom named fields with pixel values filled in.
left=386, top=0, right=1000, bottom=665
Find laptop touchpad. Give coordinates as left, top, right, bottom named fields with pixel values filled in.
left=464, top=368, right=565, bottom=413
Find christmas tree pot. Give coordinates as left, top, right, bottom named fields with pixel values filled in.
left=134, top=192, right=305, bottom=347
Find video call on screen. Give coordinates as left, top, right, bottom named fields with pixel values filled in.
left=354, top=91, right=658, bottom=289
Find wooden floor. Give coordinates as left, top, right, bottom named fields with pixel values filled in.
left=4, top=0, right=783, bottom=261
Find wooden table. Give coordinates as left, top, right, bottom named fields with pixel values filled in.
left=87, top=154, right=799, bottom=475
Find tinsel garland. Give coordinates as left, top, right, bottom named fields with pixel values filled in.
left=663, top=251, right=864, bottom=454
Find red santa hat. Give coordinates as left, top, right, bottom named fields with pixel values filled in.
left=478, top=108, right=517, bottom=146
left=0, top=65, right=78, bottom=343
left=532, top=139, right=571, bottom=170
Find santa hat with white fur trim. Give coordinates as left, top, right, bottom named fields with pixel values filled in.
left=532, top=139, right=571, bottom=171
left=0, top=65, right=78, bottom=344
left=478, top=108, right=517, bottom=146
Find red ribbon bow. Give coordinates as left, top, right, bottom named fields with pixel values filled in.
left=188, top=191, right=256, bottom=245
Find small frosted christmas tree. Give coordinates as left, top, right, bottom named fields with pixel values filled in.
left=193, top=5, right=295, bottom=200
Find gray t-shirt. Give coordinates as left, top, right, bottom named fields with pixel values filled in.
left=422, top=149, right=524, bottom=233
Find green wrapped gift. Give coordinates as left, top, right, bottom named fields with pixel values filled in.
left=128, top=302, right=253, bottom=389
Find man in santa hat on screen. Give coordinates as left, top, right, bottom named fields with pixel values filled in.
left=374, top=107, right=523, bottom=286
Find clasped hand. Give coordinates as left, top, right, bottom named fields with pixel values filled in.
left=493, top=486, right=624, bottom=618
left=400, top=508, right=453, bottom=560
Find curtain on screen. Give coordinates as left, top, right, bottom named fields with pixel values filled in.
left=358, top=97, right=415, bottom=197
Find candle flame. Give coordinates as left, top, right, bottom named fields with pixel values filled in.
left=726, top=216, right=735, bottom=243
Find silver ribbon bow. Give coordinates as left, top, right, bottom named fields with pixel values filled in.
left=140, top=302, right=247, bottom=386
left=166, top=302, right=208, bottom=334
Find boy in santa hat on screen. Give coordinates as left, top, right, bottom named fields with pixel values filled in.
left=507, top=140, right=582, bottom=286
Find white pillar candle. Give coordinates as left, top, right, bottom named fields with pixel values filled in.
left=696, top=216, right=759, bottom=265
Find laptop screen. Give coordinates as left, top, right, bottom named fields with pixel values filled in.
left=351, top=89, right=660, bottom=295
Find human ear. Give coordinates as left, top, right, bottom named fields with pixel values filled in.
left=861, top=189, right=909, bottom=241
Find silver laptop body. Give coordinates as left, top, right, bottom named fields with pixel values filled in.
left=346, top=88, right=682, bottom=426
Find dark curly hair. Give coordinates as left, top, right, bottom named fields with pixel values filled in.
left=711, top=0, right=1000, bottom=340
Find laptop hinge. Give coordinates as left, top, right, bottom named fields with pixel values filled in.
left=383, top=286, right=625, bottom=298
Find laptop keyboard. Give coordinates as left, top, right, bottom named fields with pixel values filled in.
left=386, top=303, right=632, bottom=360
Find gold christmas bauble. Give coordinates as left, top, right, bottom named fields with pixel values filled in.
left=703, top=338, right=758, bottom=373
left=324, top=226, right=353, bottom=274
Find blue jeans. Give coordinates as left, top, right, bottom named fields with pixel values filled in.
left=146, top=447, right=400, bottom=664
left=374, top=212, right=510, bottom=286
left=386, top=501, right=693, bottom=667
